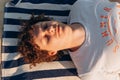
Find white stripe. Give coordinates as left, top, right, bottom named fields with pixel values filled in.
left=6, top=3, right=71, bottom=10
left=4, top=13, right=32, bottom=20
left=5, top=2, right=14, bottom=7
left=2, top=38, right=18, bottom=46
left=4, top=25, right=20, bottom=31
left=51, top=15, right=68, bottom=22
left=2, top=61, right=75, bottom=77
left=2, top=53, right=21, bottom=61
left=33, top=76, right=81, bottom=80
left=4, top=13, right=68, bottom=22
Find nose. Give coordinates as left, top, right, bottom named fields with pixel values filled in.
left=47, top=25, right=55, bottom=35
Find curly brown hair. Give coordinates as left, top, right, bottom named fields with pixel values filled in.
left=18, top=14, right=63, bottom=68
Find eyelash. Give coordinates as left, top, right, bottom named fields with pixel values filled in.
left=44, top=35, right=50, bottom=43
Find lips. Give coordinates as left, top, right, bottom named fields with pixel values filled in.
left=56, top=24, right=63, bottom=38
left=56, top=26, right=59, bottom=37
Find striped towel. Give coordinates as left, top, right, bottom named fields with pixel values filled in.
left=1, top=0, right=81, bottom=80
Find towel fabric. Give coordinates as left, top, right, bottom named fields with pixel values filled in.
left=1, top=0, right=81, bottom=80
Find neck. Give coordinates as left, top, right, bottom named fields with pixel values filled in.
left=68, top=23, right=85, bottom=51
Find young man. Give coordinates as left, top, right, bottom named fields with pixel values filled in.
left=18, top=0, right=120, bottom=80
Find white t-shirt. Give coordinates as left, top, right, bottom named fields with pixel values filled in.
left=68, top=0, right=120, bottom=80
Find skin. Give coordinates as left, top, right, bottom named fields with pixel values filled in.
left=33, top=21, right=85, bottom=56
left=33, top=0, right=119, bottom=56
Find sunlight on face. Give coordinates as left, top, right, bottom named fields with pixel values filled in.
left=33, top=21, right=72, bottom=52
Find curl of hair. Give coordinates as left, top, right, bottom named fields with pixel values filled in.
left=18, top=14, right=63, bottom=68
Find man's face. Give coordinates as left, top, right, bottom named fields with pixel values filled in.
left=33, top=21, right=72, bottom=52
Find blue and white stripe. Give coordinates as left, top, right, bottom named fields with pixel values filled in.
left=1, top=0, right=80, bottom=80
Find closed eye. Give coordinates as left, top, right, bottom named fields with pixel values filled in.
left=44, top=35, right=50, bottom=43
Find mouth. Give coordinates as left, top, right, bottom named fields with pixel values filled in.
left=56, top=25, right=61, bottom=38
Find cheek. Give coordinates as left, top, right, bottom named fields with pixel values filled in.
left=47, top=38, right=61, bottom=50
left=50, top=38, right=66, bottom=48
left=49, top=38, right=59, bottom=46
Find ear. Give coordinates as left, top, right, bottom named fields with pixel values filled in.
left=48, top=51, right=57, bottom=56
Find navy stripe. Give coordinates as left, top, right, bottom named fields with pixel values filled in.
left=4, top=8, right=70, bottom=16
left=2, top=58, right=26, bottom=68
left=21, top=0, right=76, bottom=5
left=2, top=68, right=77, bottom=80
left=2, top=46, right=17, bottom=53
left=2, top=31, right=19, bottom=38
left=10, top=0, right=20, bottom=5
left=4, top=18, right=21, bottom=25
left=2, top=55, right=72, bottom=68
left=59, top=54, right=72, bottom=61
left=11, top=0, right=76, bottom=5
